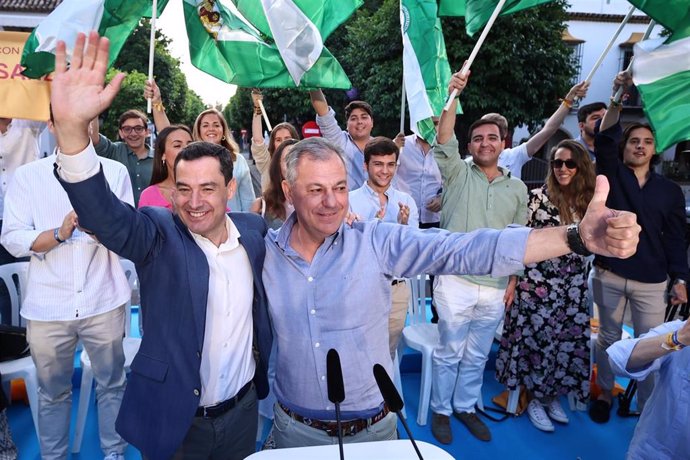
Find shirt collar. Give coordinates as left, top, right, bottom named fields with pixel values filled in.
left=467, top=158, right=512, bottom=178
left=191, top=215, right=241, bottom=252
left=362, top=181, right=392, bottom=198
left=274, top=212, right=342, bottom=254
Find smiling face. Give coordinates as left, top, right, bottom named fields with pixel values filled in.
left=173, top=156, right=236, bottom=246
left=365, top=152, right=397, bottom=192
left=552, top=147, right=578, bottom=188
left=346, top=108, right=373, bottom=141
left=282, top=153, right=348, bottom=245
left=622, top=126, right=655, bottom=170
left=119, top=117, right=149, bottom=151
left=163, top=129, right=193, bottom=177
left=468, top=123, right=503, bottom=168
left=198, top=113, right=224, bottom=145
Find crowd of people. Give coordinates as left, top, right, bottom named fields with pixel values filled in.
left=0, top=30, right=687, bottom=460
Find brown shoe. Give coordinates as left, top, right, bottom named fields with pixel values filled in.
left=455, top=411, right=491, bottom=441
left=431, top=413, right=453, bottom=445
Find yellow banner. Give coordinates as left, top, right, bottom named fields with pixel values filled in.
left=0, top=31, right=50, bottom=121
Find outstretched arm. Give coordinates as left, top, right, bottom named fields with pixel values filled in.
left=309, top=89, right=329, bottom=116
left=144, top=78, right=171, bottom=132
left=523, top=175, right=640, bottom=264
left=600, top=71, right=632, bottom=132
left=524, top=81, right=589, bottom=156
left=436, top=69, right=469, bottom=145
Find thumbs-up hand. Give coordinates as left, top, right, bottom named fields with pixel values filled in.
left=579, top=175, right=640, bottom=258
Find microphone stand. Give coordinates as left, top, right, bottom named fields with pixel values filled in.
left=335, top=400, right=344, bottom=460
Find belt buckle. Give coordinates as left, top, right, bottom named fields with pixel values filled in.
left=201, top=406, right=211, bottom=418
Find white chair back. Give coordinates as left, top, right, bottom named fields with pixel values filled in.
left=119, top=259, right=139, bottom=338
left=0, top=262, right=30, bottom=327
left=407, top=273, right=429, bottom=326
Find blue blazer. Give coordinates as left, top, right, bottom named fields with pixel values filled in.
left=58, top=168, right=272, bottom=460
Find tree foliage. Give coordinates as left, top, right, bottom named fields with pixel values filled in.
left=101, top=20, right=206, bottom=139
left=225, top=0, right=575, bottom=149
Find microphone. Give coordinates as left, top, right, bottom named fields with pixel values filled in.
left=373, top=364, right=424, bottom=460
left=327, top=349, right=345, bottom=460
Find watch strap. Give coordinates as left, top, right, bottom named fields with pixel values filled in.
left=566, top=224, right=591, bottom=256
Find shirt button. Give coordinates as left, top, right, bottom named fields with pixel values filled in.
left=314, top=342, right=320, bottom=348
left=321, top=375, right=325, bottom=381
left=308, top=276, right=314, bottom=282
left=193, top=389, right=200, bottom=396
left=224, top=342, right=228, bottom=348
left=310, top=309, right=316, bottom=315
left=197, top=351, right=201, bottom=358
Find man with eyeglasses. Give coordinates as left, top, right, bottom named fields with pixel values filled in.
left=89, top=110, right=152, bottom=204
left=430, top=71, right=528, bottom=444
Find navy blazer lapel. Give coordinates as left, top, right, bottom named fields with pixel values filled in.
left=234, top=218, right=263, bottom=287
left=174, top=215, right=209, bottom=351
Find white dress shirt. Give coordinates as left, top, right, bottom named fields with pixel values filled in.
left=0, top=119, right=46, bottom=216
left=1, top=153, right=133, bottom=321
left=497, top=143, right=530, bottom=179
left=193, top=217, right=255, bottom=406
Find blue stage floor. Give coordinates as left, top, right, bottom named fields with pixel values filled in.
left=6, top=347, right=638, bottom=460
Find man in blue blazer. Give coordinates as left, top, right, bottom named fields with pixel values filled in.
left=50, top=33, right=271, bottom=460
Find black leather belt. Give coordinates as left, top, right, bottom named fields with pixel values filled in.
left=391, top=279, right=406, bottom=286
left=195, top=381, right=252, bottom=418
left=278, top=402, right=390, bottom=437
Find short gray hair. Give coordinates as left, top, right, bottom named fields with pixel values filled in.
left=284, top=137, right=347, bottom=185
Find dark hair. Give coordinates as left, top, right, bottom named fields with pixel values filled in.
left=264, top=139, right=299, bottom=220
left=118, top=109, right=148, bottom=128
left=192, top=109, right=238, bottom=162
left=481, top=113, right=509, bottom=139
left=174, top=141, right=234, bottom=185
left=345, top=100, right=373, bottom=119
left=545, top=139, right=595, bottom=224
left=619, top=122, right=660, bottom=165
left=267, top=122, right=300, bottom=157
left=149, top=125, right=192, bottom=186
left=467, top=119, right=503, bottom=140
left=577, top=102, right=607, bottom=123
left=364, top=136, right=399, bottom=163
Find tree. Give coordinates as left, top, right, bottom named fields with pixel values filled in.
left=101, top=20, right=207, bottom=139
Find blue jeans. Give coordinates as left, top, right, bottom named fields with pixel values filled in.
left=272, top=403, right=398, bottom=449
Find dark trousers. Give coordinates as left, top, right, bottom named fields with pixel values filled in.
left=419, top=221, right=440, bottom=323
left=171, top=386, right=258, bottom=460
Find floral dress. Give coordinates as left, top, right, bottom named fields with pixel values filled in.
left=495, top=185, right=591, bottom=404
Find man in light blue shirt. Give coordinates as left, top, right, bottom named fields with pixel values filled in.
left=309, top=89, right=373, bottom=189
left=607, top=319, right=690, bottom=459
left=263, top=135, right=641, bottom=449
left=349, top=137, right=418, bottom=358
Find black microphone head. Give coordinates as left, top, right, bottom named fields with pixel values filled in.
left=373, top=363, right=404, bottom=412
left=327, top=348, right=345, bottom=404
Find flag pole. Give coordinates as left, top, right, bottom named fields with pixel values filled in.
left=612, top=19, right=656, bottom=103
left=583, top=4, right=635, bottom=86
left=258, top=99, right=273, bottom=132
left=443, top=0, right=508, bottom=111
left=146, top=0, right=158, bottom=114
left=400, top=77, right=406, bottom=134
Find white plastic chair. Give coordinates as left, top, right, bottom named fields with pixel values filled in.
left=400, top=274, right=436, bottom=426
left=72, top=259, right=141, bottom=453
left=0, top=261, right=40, bottom=438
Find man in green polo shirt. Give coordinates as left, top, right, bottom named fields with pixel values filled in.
left=430, top=71, right=528, bottom=444
left=89, top=109, right=152, bottom=205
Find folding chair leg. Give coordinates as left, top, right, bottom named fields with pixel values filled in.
left=417, top=351, right=433, bottom=426
left=71, top=366, right=94, bottom=454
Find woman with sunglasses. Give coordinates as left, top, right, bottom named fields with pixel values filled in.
left=495, top=139, right=595, bottom=432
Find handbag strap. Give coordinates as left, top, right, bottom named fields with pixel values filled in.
left=475, top=403, right=511, bottom=422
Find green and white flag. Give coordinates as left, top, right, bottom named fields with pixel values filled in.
left=184, top=0, right=361, bottom=88
left=438, top=0, right=553, bottom=37
left=21, top=0, right=167, bottom=78
left=630, top=0, right=690, bottom=152
left=400, top=0, right=456, bottom=144
left=632, top=40, right=690, bottom=152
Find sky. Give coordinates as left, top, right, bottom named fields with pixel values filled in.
left=157, top=0, right=237, bottom=106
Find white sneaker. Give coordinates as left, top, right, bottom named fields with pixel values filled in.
left=527, top=399, right=554, bottom=432
left=104, top=453, right=125, bottom=460
left=546, top=398, right=569, bottom=424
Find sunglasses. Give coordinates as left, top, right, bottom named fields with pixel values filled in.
left=551, top=159, right=577, bottom=169
left=120, top=125, right=146, bottom=134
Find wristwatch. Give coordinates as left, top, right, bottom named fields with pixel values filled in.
left=566, top=224, right=592, bottom=256
left=54, top=228, right=65, bottom=244
left=674, top=279, right=687, bottom=286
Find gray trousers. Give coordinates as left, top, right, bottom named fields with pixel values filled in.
left=27, top=306, right=127, bottom=459
left=592, top=267, right=666, bottom=410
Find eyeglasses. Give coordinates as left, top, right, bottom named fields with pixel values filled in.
left=120, top=125, right=146, bottom=134
left=551, top=159, right=577, bottom=169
